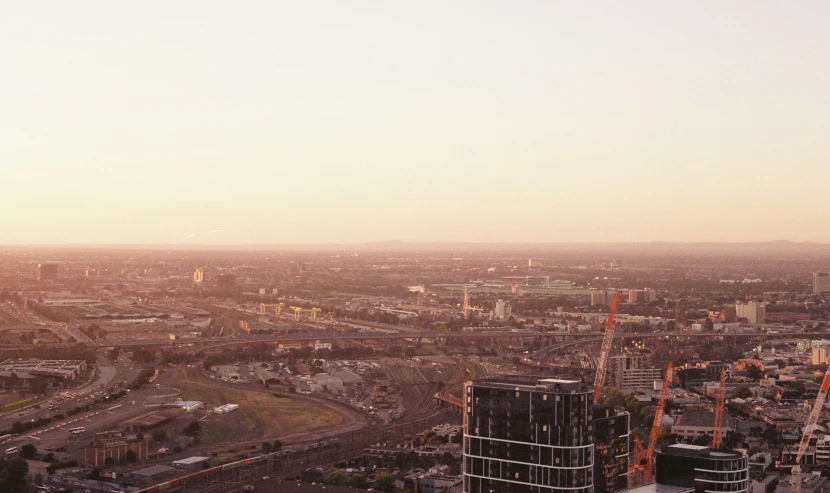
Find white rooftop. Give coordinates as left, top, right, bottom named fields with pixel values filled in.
left=538, top=378, right=579, bottom=384
left=172, top=456, right=210, bottom=465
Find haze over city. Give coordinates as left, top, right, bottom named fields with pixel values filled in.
left=4, top=4, right=830, bottom=493
left=3, top=1, right=830, bottom=245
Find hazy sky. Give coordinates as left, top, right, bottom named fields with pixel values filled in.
left=2, top=1, right=829, bottom=245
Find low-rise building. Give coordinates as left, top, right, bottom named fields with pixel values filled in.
left=85, top=431, right=149, bottom=466
left=671, top=410, right=734, bottom=441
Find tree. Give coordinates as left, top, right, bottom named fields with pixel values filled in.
left=440, top=452, right=456, bottom=465
left=272, top=440, right=283, bottom=452
left=762, top=426, right=779, bottom=446
left=0, top=456, right=29, bottom=493
left=746, top=365, right=764, bottom=380
left=325, top=470, right=346, bottom=486
left=104, top=457, right=114, bottom=466
left=731, top=385, right=753, bottom=399
left=20, top=444, right=37, bottom=459
left=125, top=450, right=137, bottom=463
left=183, top=421, right=201, bottom=436
left=152, top=430, right=167, bottom=442
left=692, top=434, right=712, bottom=446
left=89, top=467, right=101, bottom=479
left=262, top=442, right=272, bottom=453
left=374, top=473, right=396, bottom=493
left=31, top=377, right=48, bottom=395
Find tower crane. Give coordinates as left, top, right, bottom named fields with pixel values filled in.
left=791, top=365, right=830, bottom=493
left=629, top=436, right=645, bottom=487
left=594, top=290, right=622, bottom=401
left=643, top=362, right=673, bottom=482
left=712, top=367, right=727, bottom=449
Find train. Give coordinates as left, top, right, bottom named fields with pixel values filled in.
left=139, top=438, right=340, bottom=493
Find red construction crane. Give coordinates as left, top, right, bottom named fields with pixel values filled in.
left=791, top=365, right=830, bottom=493
left=644, top=362, right=673, bottom=482
left=629, top=435, right=645, bottom=487
left=712, top=367, right=727, bottom=449
left=593, top=290, right=622, bottom=401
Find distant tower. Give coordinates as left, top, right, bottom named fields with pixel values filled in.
left=463, top=286, right=471, bottom=319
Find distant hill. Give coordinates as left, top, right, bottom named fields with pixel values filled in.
left=16, top=240, right=830, bottom=256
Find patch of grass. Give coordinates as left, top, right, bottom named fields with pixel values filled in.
left=200, top=421, right=235, bottom=445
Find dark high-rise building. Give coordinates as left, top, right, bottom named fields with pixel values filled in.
left=593, top=405, right=630, bottom=493
left=217, top=274, right=236, bottom=292
left=37, top=263, right=58, bottom=281
left=656, top=444, right=748, bottom=493
left=463, top=376, right=594, bottom=493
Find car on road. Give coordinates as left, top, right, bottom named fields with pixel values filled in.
left=243, top=486, right=254, bottom=491
left=158, top=447, right=169, bottom=453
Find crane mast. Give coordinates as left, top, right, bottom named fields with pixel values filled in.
left=712, top=367, right=727, bottom=449
left=644, top=362, right=673, bottom=482
left=792, top=365, right=830, bottom=493
left=593, top=290, right=622, bottom=401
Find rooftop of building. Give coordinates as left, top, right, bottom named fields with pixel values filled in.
left=471, top=375, right=584, bottom=392
left=674, top=410, right=719, bottom=427
left=255, top=480, right=365, bottom=493
left=172, top=456, right=210, bottom=465
left=620, top=484, right=695, bottom=493
left=131, top=465, right=176, bottom=478
left=660, top=443, right=745, bottom=459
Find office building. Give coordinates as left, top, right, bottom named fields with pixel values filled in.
left=494, top=299, right=507, bottom=320
left=735, top=302, right=766, bottom=324
left=218, top=274, right=236, bottom=291
left=619, top=368, right=663, bottom=391
left=610, top=354, right=660, bottom=391
left=194, top=267, right=211, bottom=283
left=814, top=273, right=830, bottom=295
left=812, top=347, right=830, bottom=366
left=36, top=263, right=58, bottom=281
left=627, top=289, right=658, bottom=304
left=85, top=431, right=150, bottom=466
left=592, top=290, right=614, bottom=307
left=593, top=405, right=631, bottom=493
left=656, top=444, right=748, bottom=493
left=464, top=376, right=594, bottom=493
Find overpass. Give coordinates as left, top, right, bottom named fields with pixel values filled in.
left=1, top=329, right=826, bottom=351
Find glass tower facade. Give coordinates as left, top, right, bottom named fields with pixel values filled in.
left=463, top=376, right=594, bottom=493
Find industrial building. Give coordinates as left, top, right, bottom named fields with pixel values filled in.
left=670, top=410, right=734, bottom=441
left=463, top=376, right=594, bottom=493
left=0, top=358, right=87, bottom=382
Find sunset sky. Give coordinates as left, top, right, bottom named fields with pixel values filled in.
left=2, top=1, right=828, bottom=245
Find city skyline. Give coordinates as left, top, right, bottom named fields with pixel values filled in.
left=3, top=1, right=829, bottom=245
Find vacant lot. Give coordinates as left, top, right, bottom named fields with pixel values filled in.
left=168, top=370, right=343, bottom=442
